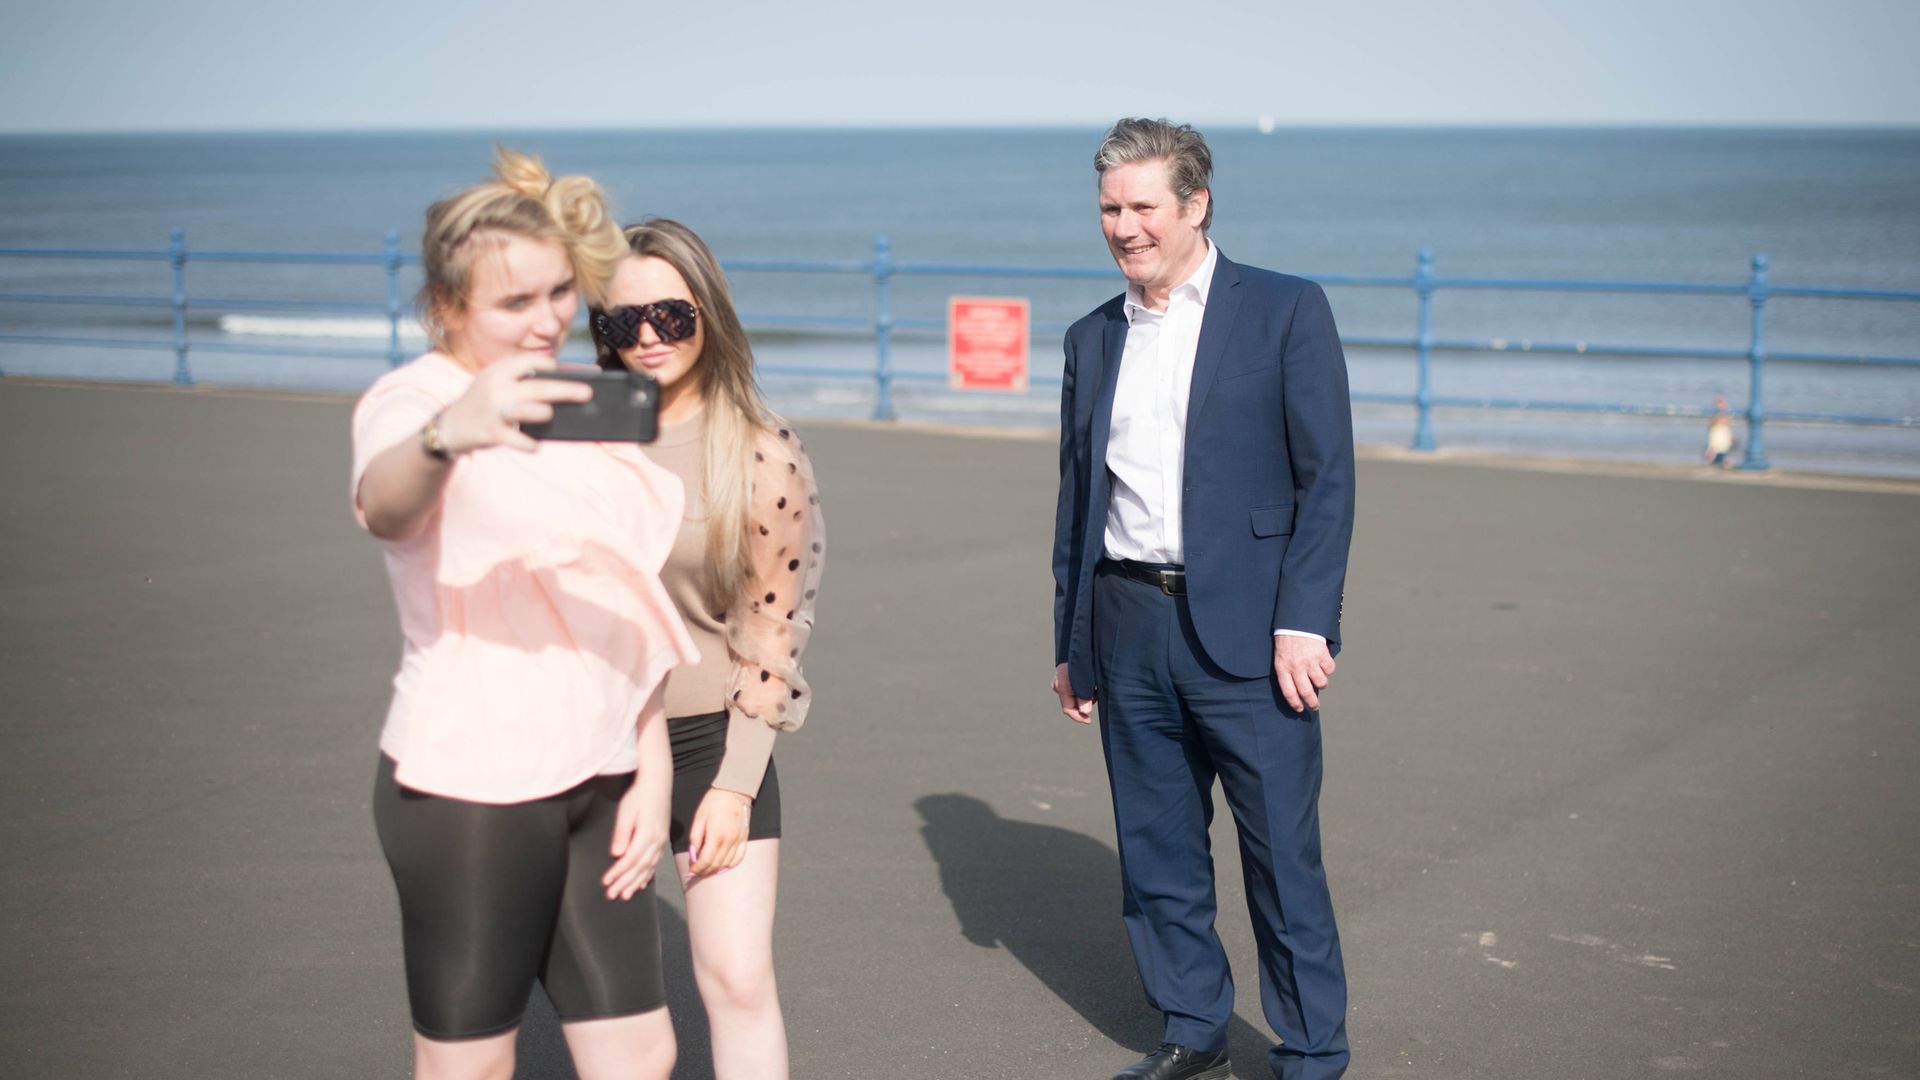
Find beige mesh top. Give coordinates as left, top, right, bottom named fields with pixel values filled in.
left=644, top=409, right=823, bottom=796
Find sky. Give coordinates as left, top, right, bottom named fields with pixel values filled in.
left=2, top=0, right=1918, bottom=133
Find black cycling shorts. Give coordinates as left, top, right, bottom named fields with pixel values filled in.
left=667, top=710, right=782, bottom=855
left=372, top=755, right=666, bottom=1041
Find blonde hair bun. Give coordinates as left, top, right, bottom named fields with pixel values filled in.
left=547, top=174, right=627, bottom=303
left=492, top=146, right=554, bottom=200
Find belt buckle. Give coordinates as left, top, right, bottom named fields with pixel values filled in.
left=1158, top=570, right=1186, bottom=597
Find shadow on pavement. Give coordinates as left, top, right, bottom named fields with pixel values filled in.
left=916, top=793, right=1274, bottom=1076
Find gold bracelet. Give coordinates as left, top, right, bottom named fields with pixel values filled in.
left=420, top=414, right=453, bottom=462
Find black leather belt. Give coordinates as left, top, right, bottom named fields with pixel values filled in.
left=1102, top=559, right=1187, bottom=596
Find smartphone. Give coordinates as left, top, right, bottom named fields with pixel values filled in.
left=521, top=370, right=659, bottom=444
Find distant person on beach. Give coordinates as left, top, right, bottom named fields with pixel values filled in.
left=1051, top=118, right=1356, bottom=1080
left=351, top=150, right=695, bottom=1080
left=592, top=218, right=823, bottom=1080
left=1705, top=393, right=1738, bottom=467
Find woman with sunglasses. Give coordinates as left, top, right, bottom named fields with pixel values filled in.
left=591, top=218, right=823, bottom=1080
left=352, top=151, right=696, bottom=1080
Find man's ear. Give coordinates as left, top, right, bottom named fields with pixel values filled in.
left=1186, top=188, right=1210, bottom=224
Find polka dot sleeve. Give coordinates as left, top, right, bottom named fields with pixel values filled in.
left=725, top=423, right=824, bottom=736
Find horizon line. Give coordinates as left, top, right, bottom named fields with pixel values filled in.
left=4, top=119, right=1919, bottom=138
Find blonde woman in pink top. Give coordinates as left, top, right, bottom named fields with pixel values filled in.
left=586, top=218, right=823, bottom=1080
left=352, top=150, right=697, bottom=1080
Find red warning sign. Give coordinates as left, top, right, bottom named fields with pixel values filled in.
left=948, top=296, right=1030, bottom=392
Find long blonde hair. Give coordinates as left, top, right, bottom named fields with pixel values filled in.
left=597, top=218, right=771, bottom=610
left=418, top=147, right=628, bottom=350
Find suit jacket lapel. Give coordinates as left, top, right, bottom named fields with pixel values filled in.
left=1089, top=309, right=1128, bottom=485
left=1185, top=252, right=1243, bottom=431
left=1083, top=308, right=1128, bottom=561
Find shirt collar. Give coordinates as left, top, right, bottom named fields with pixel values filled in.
left=1124, top=240, right=1217, bottom=324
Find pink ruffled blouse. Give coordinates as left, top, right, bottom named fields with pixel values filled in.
left=350, top=354, right=699, bottom=804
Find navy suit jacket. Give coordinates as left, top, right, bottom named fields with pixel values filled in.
left=1052, top=251, right=1356, bottom=698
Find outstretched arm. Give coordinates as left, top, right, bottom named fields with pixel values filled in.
left=356, top=354, right=590, bottom=540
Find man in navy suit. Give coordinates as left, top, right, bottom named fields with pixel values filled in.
left=1051, top=118, right=1355, bottom=1080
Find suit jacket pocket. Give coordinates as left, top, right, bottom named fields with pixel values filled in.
left=1215, top=359, right=1279, bottom=383
left=1250, top=504, right=1295, bottom=537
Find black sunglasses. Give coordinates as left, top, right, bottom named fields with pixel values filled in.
left=591, top=299, right=700, bottom=350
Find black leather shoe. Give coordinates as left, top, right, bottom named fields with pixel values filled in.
left=1110, top=1042, right=1231, bottom=1080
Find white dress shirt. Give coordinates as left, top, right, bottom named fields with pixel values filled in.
left=1101, top=242, right=1322, bottom=644
left=1102, top=242, right=1215, bottom=566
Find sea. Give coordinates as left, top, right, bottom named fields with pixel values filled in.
left=2, top=127, right=1917, bottom=477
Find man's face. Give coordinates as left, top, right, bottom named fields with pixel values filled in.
left=1098, top=158, right=1209, bottom=301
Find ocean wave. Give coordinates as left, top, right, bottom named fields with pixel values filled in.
left=217, top=314, right=430, bottom=341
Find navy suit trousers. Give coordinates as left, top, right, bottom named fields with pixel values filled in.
left=1094, top=564, right=1349, bottom=1080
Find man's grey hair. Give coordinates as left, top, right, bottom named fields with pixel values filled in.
left=1093, top=117, right=1214, bottom=232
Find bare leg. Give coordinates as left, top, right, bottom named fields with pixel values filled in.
left=679, top=838, right=788, bottom=1080
left=413, top=1030, right=515, bottom=1080
left=563, top=1007, right=677, bottom=1080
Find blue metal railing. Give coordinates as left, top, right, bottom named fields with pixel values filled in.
left=3, top=232, right=1917, bottom=471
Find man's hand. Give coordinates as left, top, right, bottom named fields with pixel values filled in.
left=1052, top=662, right=1096, bottom=724
left=1273, top=635, right=1336, bottom=712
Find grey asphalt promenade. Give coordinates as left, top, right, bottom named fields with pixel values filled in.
left=2, top=379, right=1916, bottom=1080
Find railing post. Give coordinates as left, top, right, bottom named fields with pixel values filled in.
left=871, top=233, right=896, bottom=421
left=1738, top=253, right=1771, bottom=471
left=1411, top=247, right=1436, bottom=451
left=169, top=228, right=192, bottom=386
left=383, top=229, right=404, bottom=369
